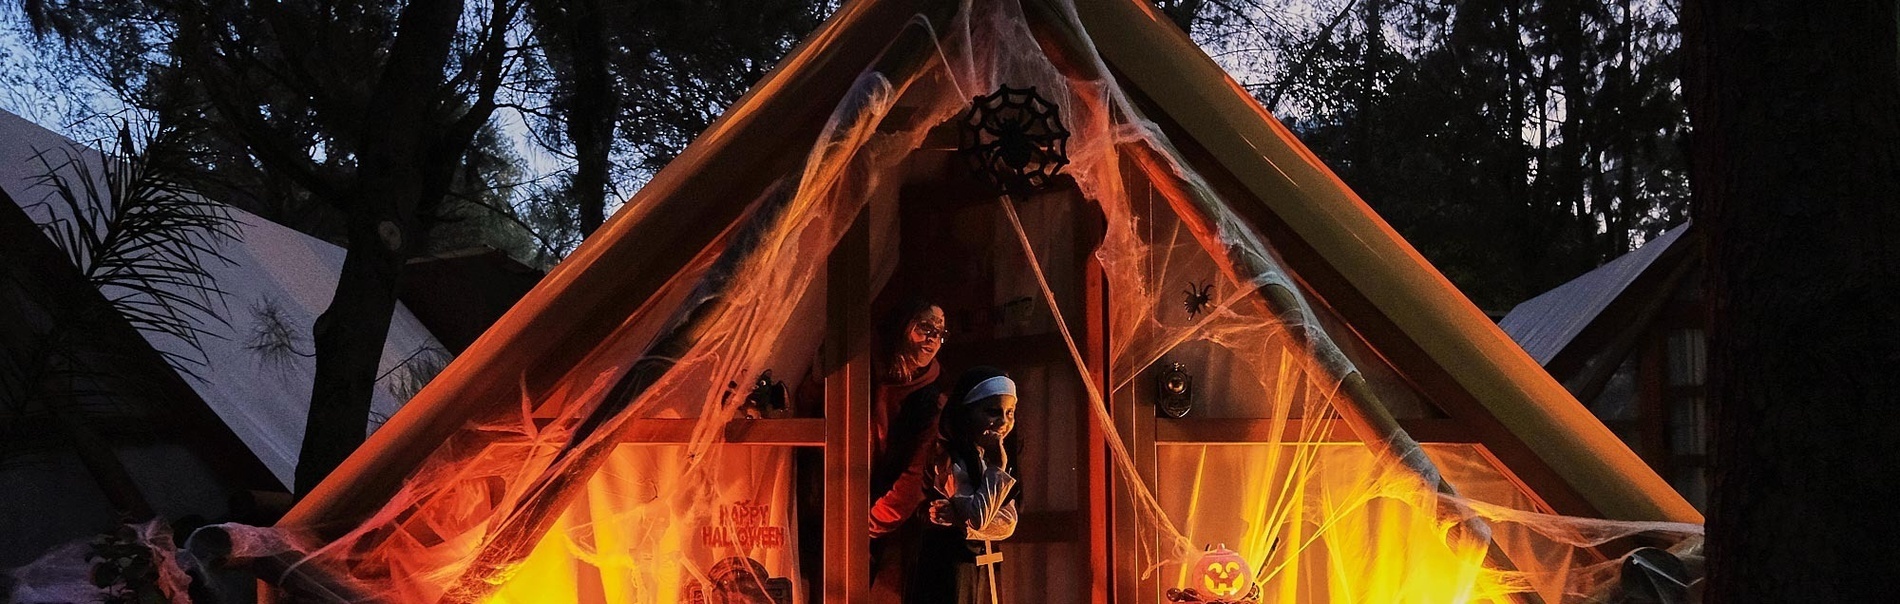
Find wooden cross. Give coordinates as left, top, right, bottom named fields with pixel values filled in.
left=976, top=540, right=1004, bottom=604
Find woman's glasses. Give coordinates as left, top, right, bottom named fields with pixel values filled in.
left=914, top=324, right=948, bottom=343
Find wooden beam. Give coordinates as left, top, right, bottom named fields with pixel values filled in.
left=1109, top=373, right=1160, bottom=604
left=1091, top=155, right=1164, bottom=604
left=1082, top=213, right=1112, bottom=603
left=1155, top=418, right=1476, bottom=444
left=823, top=211, right=871, bottom=604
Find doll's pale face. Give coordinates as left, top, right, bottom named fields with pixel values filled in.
left=963, top=393, right=1018, bottom=440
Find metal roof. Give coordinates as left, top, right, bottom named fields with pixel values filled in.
left=1499, top=223, right=1693, bottom=366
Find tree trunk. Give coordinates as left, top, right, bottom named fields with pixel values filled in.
left=1612, top=0, right=1637, bottom=256
left=1550, top=0, right=1589, bottom=251
left=295, top=217, right=406, bottom=496
left=293, top=0, right=467, bottom=497
left=1354, top=0, right=1384, bottom=171
left=1502, top=0, right=1542, bottom=302
left=564, top=0, right=617, bottom=237
left=1680, top=1, right=1900, bottom=600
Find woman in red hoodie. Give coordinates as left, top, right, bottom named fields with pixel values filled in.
left=868, top=300, right=951, bottom=600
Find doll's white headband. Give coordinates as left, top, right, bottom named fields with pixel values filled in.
left=960, top=375, right=1017, bottom=406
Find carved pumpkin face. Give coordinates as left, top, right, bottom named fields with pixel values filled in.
left=1195, top=545, right=1252, bottom=598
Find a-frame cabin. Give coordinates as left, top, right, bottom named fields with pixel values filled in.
left=274, top=1, right=1700, bottom=602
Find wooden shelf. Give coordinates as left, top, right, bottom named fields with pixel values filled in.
left=1155, top=417, right=1474, bottom=444
left=588, top=416, right=1471, bottom=447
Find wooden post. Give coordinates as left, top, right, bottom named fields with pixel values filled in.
left=1110, top=379, right=1161, bottom=603
left=1082, top=207, right=1112, bottom=602
left=823, top=210, right=872, bottom=603
left=1106, top=163, right=1166, bottom=604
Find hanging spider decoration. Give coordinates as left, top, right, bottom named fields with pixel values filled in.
left=1183, top=280, right=1215, bottom=318
left=959, top=85, right=1071, bottom=194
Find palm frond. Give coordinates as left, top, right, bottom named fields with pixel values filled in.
left=24, top=122, right=240, bottom=382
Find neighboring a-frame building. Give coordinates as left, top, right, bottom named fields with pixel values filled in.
left=274, top=1, right=1701, bottom=603
left=1501, top=223, right=1709, bottom=510
left=0, top=109, right=449, bottom=570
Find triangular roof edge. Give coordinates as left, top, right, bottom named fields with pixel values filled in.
left=288, top=0, right=1698, bottom=534
left=284, top=0, right=950, bottom=531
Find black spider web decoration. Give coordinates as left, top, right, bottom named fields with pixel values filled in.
left=959, top=85, right=1071, bottom=195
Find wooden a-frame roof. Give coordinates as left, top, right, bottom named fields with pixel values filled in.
left=285, top=0, right=1700, bottom=540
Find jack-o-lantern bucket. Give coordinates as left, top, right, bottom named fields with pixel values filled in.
left=1194, top=544, right=1253, bottom=598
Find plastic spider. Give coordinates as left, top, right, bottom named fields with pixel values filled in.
left=1183, top=280, right=1214, bottom=318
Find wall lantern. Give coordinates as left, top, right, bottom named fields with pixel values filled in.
left=1157, top=361, right=1195, bottom=418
